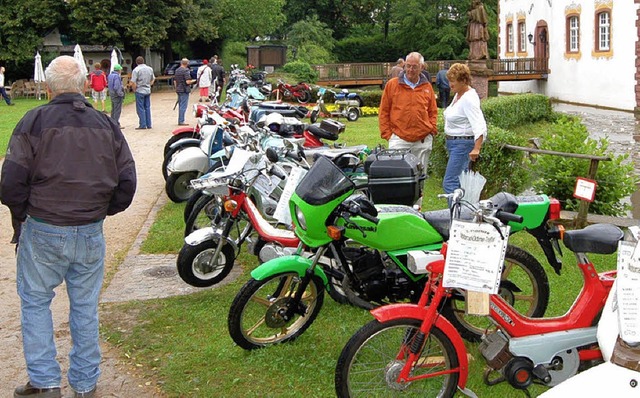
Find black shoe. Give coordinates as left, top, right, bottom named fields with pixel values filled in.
left=14, top=382, right=61, bottom=398
left=135, top=127, right=146, bottom=130
left=72, top=386, right=96, bottom=398
left=8, top=103, right=15, bottom=106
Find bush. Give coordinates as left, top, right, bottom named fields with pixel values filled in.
left=430, top=124, right=532, bottom=197
left=532, top=115, right=637, bottom=216
left=334, top=35, right=404, bottom=62
left=481, top=94, right=554, bottom=129
left=282, top=60, right=319, bottom=83
left=358, top=90, right=383, bottom=107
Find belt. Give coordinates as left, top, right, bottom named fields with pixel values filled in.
left=446, top=135, right=474, bottom=140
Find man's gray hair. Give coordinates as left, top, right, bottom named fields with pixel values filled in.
left=406, top=52, right=424, bottom=65
left=181, top=58, right=189, bottom=66
left=45, top=56, right=86, bottom=94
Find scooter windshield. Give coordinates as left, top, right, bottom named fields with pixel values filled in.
left=295, top=156, right=355, bottom=205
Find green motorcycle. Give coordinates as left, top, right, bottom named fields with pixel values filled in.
left=228, top=156, right=563, bottom=349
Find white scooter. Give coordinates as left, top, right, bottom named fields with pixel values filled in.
left=540, top=235, right=640, bottom=397
left=165, top=114, right=245, bottom=203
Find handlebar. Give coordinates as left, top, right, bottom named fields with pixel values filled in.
left=495, top=210, right=523, bottom=224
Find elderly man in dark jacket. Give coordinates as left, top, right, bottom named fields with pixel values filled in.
left=1, top=55, right=136, bottom=398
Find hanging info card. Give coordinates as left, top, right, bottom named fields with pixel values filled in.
left=443, top=220, right=510, bottom=294
left=616, top=240, right=640, bottom=344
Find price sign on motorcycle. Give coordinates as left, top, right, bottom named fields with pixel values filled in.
left=616, top=240, right=640, bottom=344
left=443, top=220, right=510, bottom=295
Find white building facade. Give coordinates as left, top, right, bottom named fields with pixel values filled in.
left=498, top=0, right=640, bottom=112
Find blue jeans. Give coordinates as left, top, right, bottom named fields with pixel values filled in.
left=443, top=138, right=476, bottom=194
left=177, top=92, right=189, bottom=124
left=16, top=217, right=105, bottom=392
left=135, top=92, right=152, bottom=128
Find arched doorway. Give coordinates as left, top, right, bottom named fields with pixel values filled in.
left=534, top=22, right=549, bottom=73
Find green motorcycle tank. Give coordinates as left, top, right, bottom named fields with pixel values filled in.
left=342, top=204, right=442, bottom=251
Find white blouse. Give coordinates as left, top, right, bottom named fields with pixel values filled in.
left=443, top=88, right=487, bottom=140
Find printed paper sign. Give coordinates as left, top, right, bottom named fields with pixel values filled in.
left=573, top=177, right=597, bottom=202
left=616, top=240, right=640, bottom=344
left=443, top=220, right=510, bottom=294
left=273, top=167, right=307, bottom=225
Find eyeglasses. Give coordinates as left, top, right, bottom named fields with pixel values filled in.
left=405, top=64, right=421, bottom=70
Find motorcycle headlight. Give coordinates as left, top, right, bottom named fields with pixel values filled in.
left=295, top=205, right=307, bottom=230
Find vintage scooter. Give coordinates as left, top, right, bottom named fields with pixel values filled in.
left=309, top=87, right=362, bottom=123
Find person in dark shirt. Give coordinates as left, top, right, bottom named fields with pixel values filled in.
left=1, top=55, right=136, bottom=398
left=174, top=58, right=195, bottom=125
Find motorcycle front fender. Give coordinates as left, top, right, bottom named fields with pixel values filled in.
left=370, top=304, right=471, bottom=390
left=171, top=126, right=195, bottom=136
left=168, top=146, right=209, bottom=174
left=184, top=226, right=238, bottom=251
left=169, top=138, right=201, bottom=150
left=250, top=255, right=330, bottom=287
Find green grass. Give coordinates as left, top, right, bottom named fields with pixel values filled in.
left=106, top=116, right=621, bottom=397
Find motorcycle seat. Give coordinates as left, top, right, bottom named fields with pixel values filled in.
left=422, top=207, right=476, bottom=240
left=563, top=223, right=623, bottom=254
left=307, top=124, right=339, bottom=141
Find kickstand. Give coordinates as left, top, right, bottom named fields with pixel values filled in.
left=482, top=368, right=505, bottom=386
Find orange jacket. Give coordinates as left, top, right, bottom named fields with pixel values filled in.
left=379, top=73, right=438, bottom=142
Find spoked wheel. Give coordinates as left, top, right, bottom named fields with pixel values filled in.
left=176, top=240, right=235, bottom=287
left=228, top=272, right=325, bottom=350
left=335, top=318, right=460, bottom=398
left=166, top=171, right=199, bottom=203
left=441, top=244, right=549, bottom=342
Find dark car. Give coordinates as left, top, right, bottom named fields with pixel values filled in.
left=163, top=59, right=204, bottom=80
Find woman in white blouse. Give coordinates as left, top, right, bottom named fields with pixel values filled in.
left=442, top=63, right=487, bottom=194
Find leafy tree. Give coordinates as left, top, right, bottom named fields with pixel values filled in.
left=288, top=16, right=335, bottom=52
left=218, top=0, right=286, bottom=40
left=0, top=0, right=68, bottom=65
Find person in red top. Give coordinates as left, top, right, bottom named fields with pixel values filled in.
left=379, top=51, right=438, bottom=178
left=89, top=63, right=108, bottom=112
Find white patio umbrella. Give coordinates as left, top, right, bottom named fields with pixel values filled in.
left=110, top=49, right=119, bottom=73
left=33, top=51, right=46, bottom=100
left=73, top=44, right=88, bottom=76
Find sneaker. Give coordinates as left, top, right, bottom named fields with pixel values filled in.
left=13, top=382, right=61, bottom=398
left=71, top=387, right=96, bottom=398
left=8, top=103, right=15, bottom=106
left=134, top=127, right=146, bottom=130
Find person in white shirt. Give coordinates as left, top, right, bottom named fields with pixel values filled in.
left=0, top=66, right=15, bottom=106
left=442, top=63, right=487, bottom=194
left=196, top=59, right=213, bottom=102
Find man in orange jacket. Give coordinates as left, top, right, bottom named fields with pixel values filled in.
left=379, top=51, right=438, bottom=177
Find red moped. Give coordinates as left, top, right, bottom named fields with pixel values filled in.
left=335, top=189, right=623, bottom=397
left=272, top=79, right=312, bottom=103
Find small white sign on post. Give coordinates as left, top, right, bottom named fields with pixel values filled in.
left=443, top=220, right=510, bottom=314
left=573, top=177, right=597, bottom=202
left=616, top=240, right=640, bottom=344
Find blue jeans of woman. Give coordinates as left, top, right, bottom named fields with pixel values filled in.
left=177, top=92, right=189, bottom=124
left=443, top=138, right=476, bottom=194
left=16, top=217, right=105, bottom=392
left=134, top=92, right=152, bottom=128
